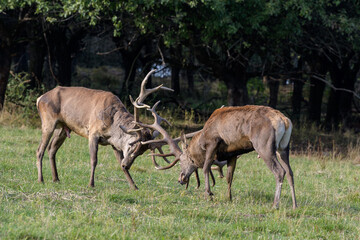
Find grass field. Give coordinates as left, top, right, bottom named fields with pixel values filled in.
left=0, top=126, right=360, bottom=239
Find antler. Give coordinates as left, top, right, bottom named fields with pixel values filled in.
left=130, top=69, right=174, bottom=122
left=133, top=101, right=183, bottom=170
left=133, top=101, right=204, bottom=189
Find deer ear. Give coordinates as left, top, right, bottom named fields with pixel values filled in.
left=180, top=131, right=188, bottom=149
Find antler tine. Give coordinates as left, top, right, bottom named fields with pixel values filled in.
left=173, top=130, right=202, bottom=143
left=129, top=95, right=150, bottom=109
left=132, top=69, right=173, bottom=122
left=148, top=101, right=172, bottom=126
left=138, top=70, right=174, bottom=103
left=120, top=125, right=143, bottom=134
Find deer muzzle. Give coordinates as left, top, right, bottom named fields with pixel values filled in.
left=178, top=173, right=189, bottom=185
left=121, top=157, right=134, bottom=170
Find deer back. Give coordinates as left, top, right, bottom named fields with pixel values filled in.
left=37, top=86, right=129, bottom=138
left=194, top=105, right=291, bottom=163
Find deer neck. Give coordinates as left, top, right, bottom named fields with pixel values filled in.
left=107, top=111, right=139, bottom=151
left=188, top=132, right=206, bottom=168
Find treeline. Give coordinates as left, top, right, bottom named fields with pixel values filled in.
left=0, top=1, right=360, bottom=129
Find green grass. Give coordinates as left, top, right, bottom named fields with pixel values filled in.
left=0, top=126, right=360, bottom=239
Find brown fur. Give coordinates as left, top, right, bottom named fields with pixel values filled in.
left=36, top=86, right=151, bottom=190
left=179, top=105, right=297, bottom=209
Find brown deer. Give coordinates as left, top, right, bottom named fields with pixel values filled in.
left=138, top=103, right=297, bottom=209
left=36, top=70, right=173, bottom=190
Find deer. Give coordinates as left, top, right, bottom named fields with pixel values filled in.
left=136, top=103, right=297, bottom=209
left=35, top=70, right=176, bottom=190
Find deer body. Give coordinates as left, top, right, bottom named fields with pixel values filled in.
left=36, top=86, right=154, bottom=189
left=190, top=105, right=291, bottom=165
left=181, top=105, right=296, bottom=209
left=147, top=104, right=297, bottom=209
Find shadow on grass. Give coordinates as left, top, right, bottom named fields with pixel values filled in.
left=108, top=194, right=138, bottom=204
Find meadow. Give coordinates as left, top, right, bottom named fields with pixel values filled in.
left=0, top=125, right=360, bottom=239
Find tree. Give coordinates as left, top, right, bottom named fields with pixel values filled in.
left=296, top=0, right=360, bottom=128
left=0, top=9, right=30, bottom=111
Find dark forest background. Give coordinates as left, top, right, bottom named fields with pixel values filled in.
left=1, top=0, right=360, bottom=131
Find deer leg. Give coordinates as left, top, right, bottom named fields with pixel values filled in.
left=47, top=128, right=67, bottom=182
left=113, top=148, right=138, bottom=190
left=261, top=152, right=286, bottom=209
left=277, top=146, right=297, bottom=209
left=226, top=157, right=237, bottom=201
left=36, top=125, right=56, bottom=183
left=122, top=168, right=138, bottom=190
left=203, top=160, right=214, bottom=198
left=203, top=142, right=218, bottom=198
left=195, top=169, right=201, bottom=188
left=210, top=170, right=216, bottom=187
left=186, top=169, right=200, bottom=190
left=212, top=160, right=226, bottom=178
left=88, top=136, right=99, bottom=187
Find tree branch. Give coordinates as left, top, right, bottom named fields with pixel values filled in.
left=311, top=74, right=360, bottom=100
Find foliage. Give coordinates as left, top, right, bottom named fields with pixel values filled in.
left=0, top=126, right=360, bottom=239
left=4, top=72, right=44, bottom=126
left=247, top=77, right=267, bottom=105
left=1, top=0, right=360, bottom=127
left=74, top=66, right=122, bottom=95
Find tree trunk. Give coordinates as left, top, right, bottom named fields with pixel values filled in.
left=27, top=21, right=45, bottom=89
left=267, top=76, right=280, bottom=108
left=28, top=41, right=45, bottom=88
left=52, top=30, right=72, bottom=86
left=339, top=71, right=357, bottom=127
left=325, top=58, right=359, bottom=129
left=325, top=67, right=342, bottom=129
left=223, top=70, right=248, bottom=106
left=193, top=46, right=249, bottom=106
left=0, top=15, right=13, bottom=111
left=0, top=46, right=11, bottom=111
left=308, top=76, right=326, bottom=124
left=12, top=44, right=28, bottom=74
left=325, top=89, right=341, bottom=130
left=186, top=69, right=194, bottom=94
left=121, top=53, right=137, bottom=96
left=171, top=66, right=180, bottom=95
left=56, top=49, right=72, bottom=86
left=307, top=55, right=328, bottom=124
left=292, top=78, right=305, bottom=123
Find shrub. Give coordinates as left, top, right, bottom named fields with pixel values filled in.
left=1, top=72, right=45, bottom=127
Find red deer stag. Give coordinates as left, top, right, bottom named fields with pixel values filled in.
left=138, top=103, right=297, bottom=209
left=36, top=70, right=172, bottom=190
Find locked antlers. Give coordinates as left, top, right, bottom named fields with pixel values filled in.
left=133, top=101, right=183, bottom=168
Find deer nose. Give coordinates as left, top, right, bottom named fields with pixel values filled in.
left=178, top=173, right=187, bottom=185
left=121, top=163, right=129, bottom=170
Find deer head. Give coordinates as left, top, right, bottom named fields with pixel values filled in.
left=119, top=70, right=173, bottom=170
left=133, top=101, right=200, bottom=185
